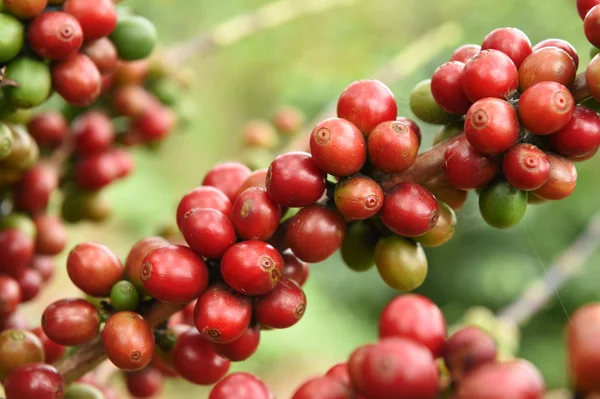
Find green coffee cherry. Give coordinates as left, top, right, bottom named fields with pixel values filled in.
left=432, top=123, right=463, bottom=146
left=0, top=122, right=13, bottom=160
left=0, top=213, right=35, bottom=238
left=341, top=222, right=378, bottom=272
left=3, top=57, right=52, bottom=109
left=375, top=235, right=428, bottom=292
left=479, top=180, right=528, bottom=229
left=409, top=79, right=460, bottom=125
left=110, top=15, right=157, bottom=61
left=64, top=383, right=105, bottom=399
left=110, top=280, right=140, bottom=311
left=0, top=13, right=24, bottom=63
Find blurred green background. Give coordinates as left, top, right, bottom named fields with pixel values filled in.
left=20, top=0, right=600, bottom=396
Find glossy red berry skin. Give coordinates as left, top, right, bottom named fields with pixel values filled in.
left=63, top=0, right=117, bottom=40
left=141, top=245, right=208, bottom=304
left=532, top=39, right=579, bottom=68
left=171, top=329, right=230, bottom=385
left=281, top=251, right=309, bottom=286
left=74, top=149, right=125, bottom=191
left=125, top=237, right=168, bottom=296
left=180, top=208, right=236, bottom=259
left=326, top=363, right=352, bottom=386
left=481, top=27, right=532, bottom=68
left=210, top=372, right=273, bottom=399
left=237, top=168, right=268, bottom=195
left=462, top=49, right=518, bottom=102
left=34, top=215, right=67, bottom=256
left=14, top=164, right=59, bottom=214
left=176, top=186, right=232, bottom=229
left=253, top=278, right=306, bottom=329
left=568, top=303, right=600, bottom=393
left=578, top=0, right=600, bottom=19
left=210, top=324, right=260, bottom=362
left=309, top=118, right=367, bottom=176
left=134, top=105, right=176, bottom=143
left=519, top=47, right=577, bottom=92
left=348, top=338, right=439, bottom=399
left=266, top=152, right=326, bottom=207
left=550, top=106, right=600, bottom=157
left=67, top=242, right=123, bottom=297
left=518, top=82, right=574, bottom=135
left=52, top=54, right=101, bottom=106
left=202, top=162, right=251, bottom=201
left=125, top=367, right=164, bottom=399
left=221, top=241, right=283, bottom=296
left=503, top=144, right=550, bottom=191
left=103, top=312, right=155, bottom=371
left=443, top=137, right=500, bottom=190
left=0, top=229, right=35, bottom=277
left=0, top=276, right=21, bottom=317
left=16, top=268, right=42, bottom=302
left=193, top=284, right=252, bottom=343
left=337, top=80, right=398, bottom=134
left=3, top=364, right=64, bottom=399
left=396, top=116, right=421, bottom=144
left=82, top=38, right=118, bottom=74
left=586, top=5, right=600, bottom=47
left=27, top=112, right=68, bottom=148
left=464, top=98, right=520, bottom=154
left=42, top=298, right=100, bottom=346
left=73, top=111, right=115, bottom=155
left=431, top=61, right=471, bottom=115
left=287, top=205, right=346, bottom=263
left=334, top=175, right=384, bottom=221
left=533, top=153, right=577, bottom=200
left=31, top=327, right=66, bottom=364
left=380, top=183, right=439, bottom=237
left=443, top=326, right=497, bottom=382
left=450, top=44, right=481, bottom=63
left=379, top=294, right=447, bottom=358
left=28, top=11, right=83, bottom=60
left=292, top=376, right=355, bottom=399
left=368, top=121, right=420, bottom=173
left=230, top=188, right=281, bottom=241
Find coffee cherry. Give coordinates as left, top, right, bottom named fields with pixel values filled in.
left=518, top=47, right=576, bottom=92
left=177, top=186, right=232, bottom=229
left=141, top=245, right=208, bottom=304
left=112, top=86, right=154, bottom=118
left=503, top=144, right=550, bottom=190
left=67, top=242, right=123, bottom=297
left=125, top=237, right=168, bottom=296
left=337, top=80, right=397, bottom=134
left=292, top=376, right=354, bottom=399
left=3, top=0, right=47, bottom=19
left=532, top=38, right=579, bottom=68
left=348, top=338, right=439, bottom=399
left=533, top=153, right=577, bottom=200
left=210, top=372, right=273, bottom=399
left=27, top=112, right=67, bottom=148
left=0, top=228, right=34, bottom=276
left=82, top=38, right=118, bottom=74
left=334, top=175, right=384, bottom=220
left=273, top=106, right=305, bottom=135
left=479, top=180, right=528, bottom=229
left=14, top=164, right=58, bottom=214
left=16, top=268, right=42, bottom=302
left=4, top=57, right=52, bottom=109
left=230, top=188, right=281, bottom=241
left=481, top=27, right=532, bottom=68
left=52, top=54, right=102, bottom=107
left=110, top=281, right=140, bottom=311
left=309, top=117, right=367, bottom=175
left=341, top=221, right=377, bottom=272
left=462, top=49, right=518, bottom=102
left=171, top=329, right=230, bottom=385
left=63, top=0, right=116, bottom=40
left=396, top=116, right=421, bottom=144
left=266, top=152, right=326, bottom=207
left=0, top=311, right=29, bottom=331
left=243, top=120, right=279, bottom=149
left=42, top=299, right=100, bottom=346
left=567, top=303, right=600, bottom=393
left=551, top=106, right=600, bottom=157
left=125, top=367, right=164, bottom=399
left=28, top=11, right=83, bottom=60
left=3, top=363, right=63, bottom=399
left=450, top=44, right=481, bottom=63
left=114, top=59, right=149, bottom=85
left=202, top=162, right=251, bottom=201
left=110, top=15, right=157, bottom=61
left=133, top=104, right=176, bottom=143
left=586, top=5, right=600, bottom=47
left=287, top=205, right=346, bottom=263
left=210, top=324, right=260, bottom=362
left=281, top=251, right=309, bottom=286
left=0, top=329, right=44, bottom=379
left=517, top=81, right=574, bottom=135
left=443, top=326, right=497, bottom=382
left=325, top=363, right=352, bottom=386
left=443, top=137, right=500, bottom=190
left=431, top=61, right=471, bottom=115
left=0, top=213, right=35, bottom=239
left=380, top=183, right=439, bottom=237
left=31, top=327, right=66, bottom=364
left=374, top=235, right=427, bottom=292
left=64, top=383, right=103, bottom=399
left=416, top=202, right=457, bottom=248
left=72, top=111, right=115, bottom=156
left=0, top=14, right=24, bottom=63
left=254, top=278, right=306, bottom=329
left=221, top=241, right=283, bottom=295
left=180, top=208, right=236, bottom=259
left=454, top=359, right=545, bottom=399
left=102, top=312, right=154, bottom=371
left=30, top=255, right=56, bottom=282
left=368, top=120, right=420, bottom=173
left=237, top=168, right=268, bottom=195
left=34, top=215, right=68, bottom=256
left=578, top=0, right=600, bottom=19
left=464, top=98, right=520, bottom=154
left=423, top=173, right=468, bottom=211
left=409, top=80, right=459, bottom=125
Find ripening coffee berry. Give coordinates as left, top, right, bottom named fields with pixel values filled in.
left=254, top=278, right=306, bottom=329
left=266, top=152, right=326, bottom=207
left=409, top=80, right=458, bottom=125
left=341, top=221, right=377, bottom=272
left=0, top=14, right=24, bottom=63
left=126, top=367, right=164, bottom=399
left=180, top=208, right=236, bottom=259
left=577, top=0, right=600, bottom=19
left=292, top=376, right=354, bottom=399
left=550, top=106, right=600, bottom=157
left=110, top=281, right=140, bottom=312
left=16, top=268, right=42, bottom=302
left=337, top=80, right=397, bottom=134
left=325, top=363, right=352, bottom=386
left=243, top=120, right=279, bottom=149
left=72, top=111, right=115, bottom=155
left=334, top=175, right=384, bottom=220
left=13, top=163, right=58, bottom=214
left=210, top=372, right=273, bottom=399
left=396, top=116, right=422, bottom=144
left=309, top=118, right=367, bottom=176
left=3, top=0, right=48, bottom=19
left=237, top=168, right=268, bottom=195
left=273, top=106, right=305, bottom=135
left=125, top=237, right=168, bottom=296
left=416, top=202, right=457, bottom=248
left=431, top=61, right=471, bottom=115
left=450, top=44, right=481, bottom=63
left=112, top=86, right=154, bottom=118
left=230, top=188, right=281, bottom=241
left=0, top=229, right=35, bottom=276
left=479, top=180, right=528, bottom=229
left=3, top=364, right=64, bottom=399
left=443, top=326, right=497, bottom=382
left=30, top=256, right=55, bottom=282
left=176, top=186, right=232, bottom=228
left=110, top=15, right=157, bottom=61
left=585, top=6, right=600, bottom=48
left=462, top=49, right=518, bottom=102
left=518, top=47, right=577, bottom=92
left=27, top=112, right=68, bottom=148
left=31, top=327, right=66, bottom=365
left=464, top=98, right=520, bottom=154
left=374, top=235, right=428, bottom=292
left=102, top=312, right=155, bottom=371
left=368, top=121, right=420, bottom=173
left=517, top=81, right=574, bottom=135
left=34, top=215, right=68, bottom=256
left=42, top=298, right=101, bottom=346
left=202, top=162, right=251, bottom=201
left=63, top=0, right=117, bottom=40
left=502, top=144, right=550, bottom=190
left=210, top=325, right=261, bottom=362
left=567, top=303, right=600, bottom=393
left=28, top=11, right=83, bottom=60
left=82, top=38, right=118, bottom=74
left=4, top=57, right=52, bottom=109
left=481, top=27, right=532, bottom=68
left=0, top=329, right=44, bottom=380
left=67, top=242, right=123, bottom=297
left=281, top=251, right=310, bottom=286
left=423, top=173, right=468, bottom=211
left=533, top=153, right=577, bottom=200
left=444, top=137, right=500, bottom=190
left=380, top=183, right=439, bottom=237
left=134, top=105, right=176, bottom=143
left=52, top=54, right=101, bottom=106
left=532, top=39, right=579, bottom=68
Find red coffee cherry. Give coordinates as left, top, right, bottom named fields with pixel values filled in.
left=221, top=241, right=283, bottom=296
left=450, top=44, right=481, bottom=63
left=380, top=183, right=439, bottom=237
left=462, top=49, right=518, bottom=102
left=287, top=205, right=346, bottom=263
left=30, top=255, right=56, bottom=282
left=396, top=116, right=422, bottom=144
left=533, top=153, right=577, bottom=200
left=125, top=237, right=168, bottom=296
left=210, top=324, right=260, bottom=362
left=567, top=303, right=600, bottom=393
left=202, top=162, right=251, bottom=201
left=237, top=168, right=268, bottom=195
left=0, top=276, right=21, bottom=317
left=266, top=219, right=291, bottom=252
left=253, top=278, right=306, bottom=329
left=102, top=312, right=155, bottom=371
left=431, top=61, right=471, bottom=115
left=292, top=376, right=355, bottom=399
left=125, top=367, right=164, bottom=399
left=13, top=163, right=59, bottom=213
left=481, top=27, right=532, bottom=68
left=337, top=80, right=398, bottom=135
left=52, top=54, right=101, bottom=106
left=368, top=121, right=420, bottom=173
left=0, top=329, right=44, bottom=380
left=42, top=298, right=100, bottom=346
left=243, top=119, right=279, bottom=149
left=34, top=215, right=68, bottom=256
left=112, top=86, right=154, bottom=118
left=193, top=284, right=252, bottom=343
left=176, top=186, right=232, bottom=229
left=266, top=152, right=326, bottom=207
left=28, top=11, right=83, bottom=60
left=171, top=329, right=230, bottom=385
left=550, top=106, right=600, bottom=157
left=27, top=112, right=68, bottom=148
left=273, top=106, right=305, bottom=135
left=503, top=144, right=550, bottom=191
left=133, top=105, right=176, bottom=143
left=334, top=175, right=384, bottom=220
left=325, top=363, right=352, bottom=386
left=73, top=111, right=115, bottom=156
left=67, top=242, right=123, bottom=297
left=586, top=5, right=600, bottom=47
left=519, top=47, right=577, bottom=92
left=82, top=38, right=118, bottom=74
left=3, top=364, right=64, bottom=399
left=577, top=0, right=600, bottom=19
left=180, top=208, right=236, bottom=259
left=210, top=372, right=273, bottom=399
left=379, top=294, right=447, bottom=358
left=443, top=326, right=497, bottom=382
left=63, top=0, right=117, bottom=40
left=281, top=251, right=309, bottom=287
left=230, top=188, right=281, bottom=241
left=348, top=338, right=439, bottom=399
left=3, top=0, right=48, bottom=19
left=141, top=245, right=208, bottom=304
left=15, top=268, right=42, bottom=302
left=309, top=118, right=367, bottom=176
left=73, top=151, right=120, bottom=191
left=517, top=81, right=575, bottom=135
left=416, top=202, right=457, bottom=248
left=0, top=229, right=35, bottom=277
left=443, top=137, right=500, bottom=190
left=464, top=98, right=520, bottom=154
left=423, top=174, right=468, bottom=211
left=31, top=327, right=66, bottom=364
left=532, top=38, right=579, bottom=68
left=454, top=360, right=545, bottom=399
